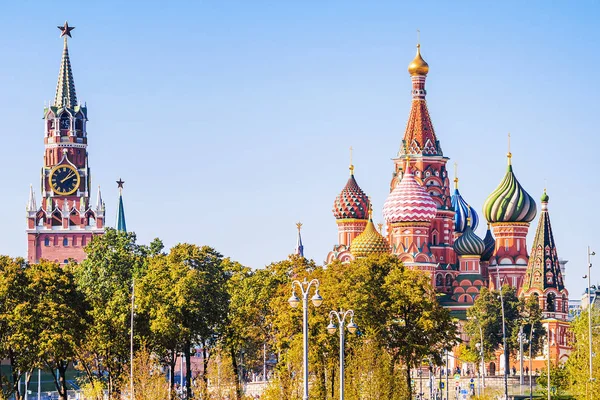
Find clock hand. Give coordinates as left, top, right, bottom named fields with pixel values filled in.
left=60, top=172, right=75, bottom=183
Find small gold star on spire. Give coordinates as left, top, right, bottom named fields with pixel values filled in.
left=58, top=21, right=75, bottom=38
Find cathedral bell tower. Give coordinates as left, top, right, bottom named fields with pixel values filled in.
left=26, top=22, right=105, bottom=264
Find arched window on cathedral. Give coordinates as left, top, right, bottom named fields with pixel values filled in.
left=436, top=274, right=443, bottom=287
left=547, top=293, right=556, bottom=312
left=562, top=295, right=567, bottom=313
left=44, top=237, right=50, bottom=247
left=445, top=274, right=453, bottom=287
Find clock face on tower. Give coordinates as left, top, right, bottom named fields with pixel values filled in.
left=49, top=164, right=81, bottom=195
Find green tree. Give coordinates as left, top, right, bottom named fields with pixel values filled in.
left=382, top=264, right=458, bottom=395
left=564, top=307, right=600, bottom=398
left=137, top=244, right=229, bottom=399
left=74, top=228, right=149, bottom=398
left=0, top=256, right=35, bottom=400
left=536, top=362, right=569, bottom=399
left=25, top=260, right=88, bottom=400
left=465, top=286, right=546, bottom=375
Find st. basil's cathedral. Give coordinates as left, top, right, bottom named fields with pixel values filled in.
left=322, top=43, right=571, bottom=368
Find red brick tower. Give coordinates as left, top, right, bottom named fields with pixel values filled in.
left=26, top=22, right=105, bottom=264
left=483, top=147, right=537, bottom=291
left=521, top=190, right=571, bottom=364
left=388, top=44, right=455, bottom=269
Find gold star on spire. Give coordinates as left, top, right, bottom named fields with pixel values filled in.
left=58, top=21, right=75, bottom=38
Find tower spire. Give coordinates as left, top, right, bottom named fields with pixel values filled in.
left=454, top=162, right=459, bottom=189
left=54, top=21, right=77, bottom=109
left=116, top=179, right=127, bottom=232
left=295, top=222, right=304, bottom=257
left=27, top=184, right=37, bottom=212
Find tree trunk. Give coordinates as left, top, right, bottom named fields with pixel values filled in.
left=201, top=339, right=209, bottom=400
left=230, top=347, right=242, bottom=400
left=168, top=350, right=176, bottom=400
left=184, top=341, right=193, bottom=399
left=58, top=362, right=69, bottom=400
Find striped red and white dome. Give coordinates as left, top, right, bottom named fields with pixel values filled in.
left=382, top=166, right=437, bottom=223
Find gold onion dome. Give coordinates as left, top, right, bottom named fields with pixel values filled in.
left=408, top=44, right=429, bottom=76
left=350, top=210, right=391, bottom=258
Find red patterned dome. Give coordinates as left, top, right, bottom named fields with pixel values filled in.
left=333, top=169, right=370, bottom=220
left=382, top=165, right=437, bottom=223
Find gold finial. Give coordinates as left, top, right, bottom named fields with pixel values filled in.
left=296, top=222, right=302, bottom=231
left=368, top=207, right=373, bottom=220
left=377, top=222, right=383, bottom=233
left=507, top=132, right=512, bottom=165
left=349, top=146, right=354, bottom=175
left=453, top=162, right=458, bottom=189
left=408, top=36, right=429, bottom=76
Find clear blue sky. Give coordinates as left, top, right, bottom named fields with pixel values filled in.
left=0, top=1, right=598, bottom=298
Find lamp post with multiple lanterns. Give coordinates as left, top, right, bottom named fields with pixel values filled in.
left=327, top=309, right=358, bottom=400
left=288, top=278, right=323, bottom=400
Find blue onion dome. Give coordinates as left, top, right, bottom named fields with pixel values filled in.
left=333, top=165, right=370, bottom=220
left=453, top=220, right=485, bottom=257
left=451, top=188, right=479, bottom=233
left=350, top=209, right=391, bottom=258
left=482, top=156, right=537, bottom=223
left=481, top=224, right=496, bottom=262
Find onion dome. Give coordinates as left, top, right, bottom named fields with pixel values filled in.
left=541, top=190, right=549, bottom=203
left=383, top=163, right=437, bottom=223
left=408, top=44, right=429, bottom=76
left=350, top=210, right=391, bottom=257
left=483, top=156, right=537, bottom=223
left=451, top=188, right=479, bottom=233
left=481, top=224, right=496, bottom=262
left=332, top=165, right=370, bottom=220
left=453, top=220, right=485, bottom=257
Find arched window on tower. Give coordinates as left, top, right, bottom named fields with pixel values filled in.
left=547, top=293, right=556, bottom=312
left=59, top=114, right=70, bottom=134
left=562, top=294, right=567, bottom=313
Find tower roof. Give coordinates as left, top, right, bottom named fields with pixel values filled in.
left=451, top=185, right=479, bottom=233
left=481, top=224, right=496, bottom=262
left=383, top=162, right=437, bottom=224
left=408, top=44, right=429, bottom=76
left=295, top=222, right=304, bottom=257
left=54, top=22, right=77, bottom=109
left=483, top=155, right=537, bottom=223
left=350, top=209, right=391, bottom=258
left=399, top=44, right=441, bottom=157
left=453, top=219, right=485, bottom=257
left=116, top=179, right=127, bottom=232
left=332, top=166, right=370, bottom=220
left=522, top=191, right=565, bottom=293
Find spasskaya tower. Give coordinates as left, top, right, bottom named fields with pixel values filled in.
left=26, top=22, right=105, bottom=264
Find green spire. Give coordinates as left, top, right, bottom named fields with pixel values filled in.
left=116, top=179, right=127, bottom=232
left=54, top=23, right=77, bottom=109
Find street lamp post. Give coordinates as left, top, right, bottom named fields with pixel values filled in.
left=529, top=328, right=535, bottom=400
left=497, top=278, right=509, bottom=400
left=468, top=316, right=485, bottom=396
left=130, top=278, right=135, bottom=400
left=289, top=278, right=323, bottom=400
left=586, top=246, right=595, bottom=396
left=518, top=326, right=525, bottom=386
left=547, top=331, right=551, bottom=400
left=327, top=309, right=357, bottom=400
